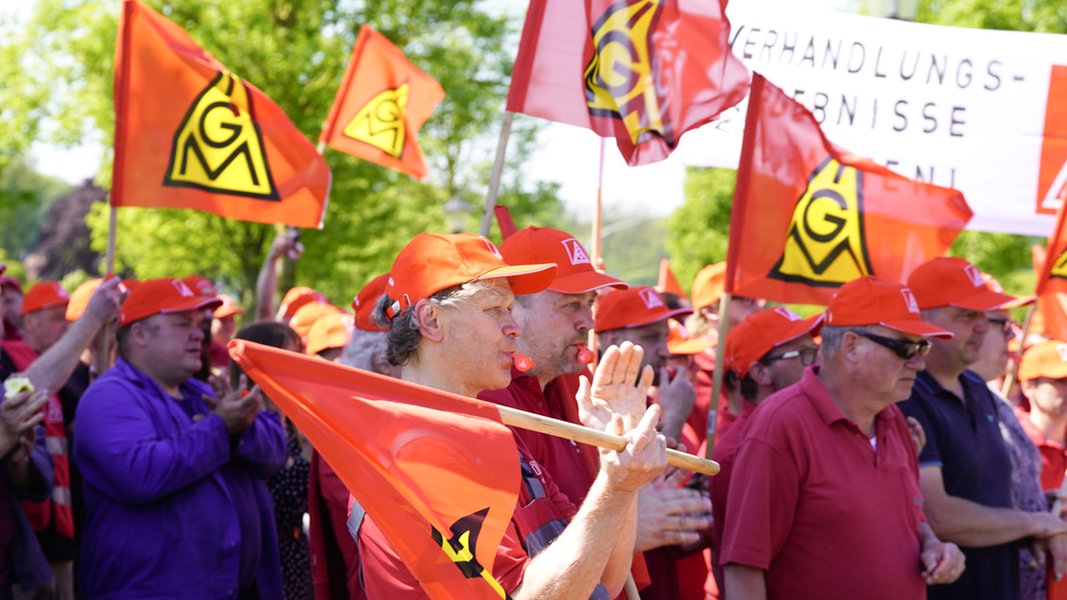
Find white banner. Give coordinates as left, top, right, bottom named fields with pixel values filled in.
left=675, top=3, right=1067, bottom=236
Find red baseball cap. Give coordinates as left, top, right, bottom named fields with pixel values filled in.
left=667, top=319, right=711, bottom=355
left=499, top=226, right=628, bottom=294
left=384, top=233, right=556, bottom=319
left=66, top=278, right=102, bottom=322
left=182, top=274, right=217, bottom=297
left=22, top=281, right=70, bottom=315
left=119, top=278, right=222, bottom=326
left=306, top=311, right=354, bottom=356
left=1019, top=340, right=1067, bottom=381
left=691, top=262, right=726, bottom=311
left=594, top=286, right=692, bottom=333
left=725, top=307, right=823, bottom=377
left=352, top=273, right=390, bottom=332
left=213, top=294, right=245, bottom=319
left=824, top=276, right=952, bottom=338
left=907, top=257, right=1016, bottom=311
left=982, top=273, right=1034, bottom=309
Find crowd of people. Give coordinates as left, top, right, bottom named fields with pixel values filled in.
left=1, top=225, right=1066, bottom=600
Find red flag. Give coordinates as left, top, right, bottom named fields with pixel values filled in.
left=725, top=73, right=973, bottom=306
left=1033, top=242, right=1067, bottom=341
left=656, top=258, right=687, bottom=300
left=507, top=0, right=749, bottom=166
left=319, top=25, right=444, bottom=179
left=228, top=340, right=518, bottom=599
left=111, top=0, right=330, bottom=229
left=494, top=205, right=517, bottom=240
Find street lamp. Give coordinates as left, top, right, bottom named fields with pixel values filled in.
left=443, top=196, right=473, bottom=233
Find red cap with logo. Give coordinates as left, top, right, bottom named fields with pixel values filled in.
left=119, top=278, right=222, bottom=326
left=182, top=274, right=217, bottom=298
left=384, top=233, right=556, bottom=319
left=499, top=226, right=627, bottom=294
left=594, top=286, right=692, bottom=333
left=824, top=276, right=952, bottom=338
left=352, top=273, right=390, bottom=332
left=725, top=307, right=823, bottom=377
left=22, top=281, right=70, bottom=315
left=907, top=257, right=1016, bottom=311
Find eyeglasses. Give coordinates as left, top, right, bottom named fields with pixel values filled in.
left=987, top=317, right=1019, bottom=339
left=762, top=346, right=818, bottom=366
left=854, top=332, right=931, bottom=360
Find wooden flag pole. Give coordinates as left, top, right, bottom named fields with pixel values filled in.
left=706, top=293, right=731, bottom=459
left=480, top=112, right=514, bottom=237
left=92, top=206, right=119, bottom=378
left=495, top=404, right=719, bottom=476
left=1001, top=303, right=1036, bottom=397
left=587, top=138, right=608, bottom=374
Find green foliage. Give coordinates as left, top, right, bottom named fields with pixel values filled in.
left=665, top=167, right=735, bottom=294
left=0, top=159, right=70, bottom=260
left=4, top=0, right=564, bottom=306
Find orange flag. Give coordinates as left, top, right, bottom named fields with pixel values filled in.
left=228, top=340, right=518, bottom=599
left=725, top=73, right=973, bottom=306
left=1033, top=243, right=1067, bottom=341
left=319, top=25, right=444, bottom=179
left=111, top=0, right=330, bottom=229
left=507, top=0, right=749, bottom=166
left=656, top=258, right=687, bottom=300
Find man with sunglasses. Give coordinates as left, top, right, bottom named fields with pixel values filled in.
left=721, top=276, right=964, bottom=600
left=900, top=257, right=1067, bottom=600
left=707, top=307, right=821, bottom=591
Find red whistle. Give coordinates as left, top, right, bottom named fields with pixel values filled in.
left=513, top=353, right=536, bottom=372
left=576, top=344, right=595, bottom=365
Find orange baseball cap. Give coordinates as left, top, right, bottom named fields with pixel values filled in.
left=213, top=294, right=245, bottom=319
left=278, top=286, right=329, bottom=321
left=907, top=257, right=1016, bottom=311
left=594, top=286, right=692, bottom=333
left=1019, top=340, right=1067, bottom=381
left=182, top=274, right=217, bottom=297
left=290, top=301, right=343, bottom=341
left=499, top=226, right=628, bottom=294
left=22, top=281, right=70, bottom=315
left=306, top=311, right=354, bottom=356
left=667, top=319, right=711, bottom=355
left=824, top=276, right=952, bottom=338
left=725, top=307, right=823, bottom=377
left=691, top=262, right=726, bottom=311
left=352, top=273, right=390, bottom=332
left=384, top=233, right=556, bottom=319
left=66, top=278, right=102, bottom=322
left=119, top=277, right=222, bottom=327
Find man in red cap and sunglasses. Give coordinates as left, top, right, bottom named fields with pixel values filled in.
left=900, top=257, right=1067, bottom=600
left=74, top=278, right=287, bottom=599
left=721, top=276, right=964, bottom=600
left=357, top=232, right=668, bottom=599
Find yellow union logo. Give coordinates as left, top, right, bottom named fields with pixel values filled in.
left=1051, top=249, right=1067, bottom=280
left=343, top=83, right=409, bottom=158
left=769, top=157, right=873, bottom=287
left=583, top=0, right=665, bottom=145
left=164, top=71, right=279, bottom=200
left=431, top=508, right=506, bottom=598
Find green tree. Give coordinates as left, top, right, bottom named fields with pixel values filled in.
left=664, top=167, right=735, bottom=294
left=5, top=0, right=562, bottom=307
left=0, top=159, right=70, bottom=261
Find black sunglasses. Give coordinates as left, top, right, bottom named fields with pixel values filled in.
left=762, top=346, right=818, bottom=366
left=854, top=332, right=931, bottom=360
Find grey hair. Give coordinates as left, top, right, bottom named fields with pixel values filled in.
left=373, top=278, right=506, bottom=367
left=338, top=328, right=390, bottom=373
left=818, top=324, right=874, bottom=358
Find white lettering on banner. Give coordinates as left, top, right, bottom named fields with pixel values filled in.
left=673, top=2, right=1067, bottom=236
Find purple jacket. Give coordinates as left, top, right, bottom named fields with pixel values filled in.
left=74, top=359, right=287, bottom=599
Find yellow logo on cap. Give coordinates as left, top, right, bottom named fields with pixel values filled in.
left=769, top=157, right=873, bottom=286
left=164, top=72, right=279, bottom=200
left=343, top=83, right=409, bottom=158
left=583, top=0, right=665, bottom=146
left=1051, top=248, right=1067, bottom=280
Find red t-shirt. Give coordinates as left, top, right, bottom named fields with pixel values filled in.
left=720, top=367, right=926, bottom=600
left=1015, top=407, right=1067, bottom=492
left=709, top=400, right=757, bottom=565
